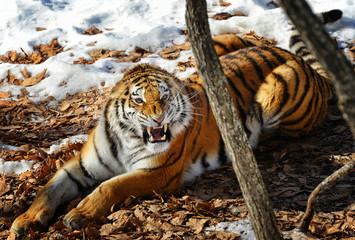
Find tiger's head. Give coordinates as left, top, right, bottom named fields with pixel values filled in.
left=110, top=64, right=192, bottom=153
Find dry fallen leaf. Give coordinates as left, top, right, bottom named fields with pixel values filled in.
left=84, top=26, right=103, bottom=35
left=0, top=179, right=11, bottom=196
left=21, top=69, right=47, bottom=87
left=158, top=46, right=181, bottom=60
left=0, top=92, right=11, bottom=99
left=36, top=27, right=47, bottom=31
left=219, top=1, right=231, bottom=7
left=211, top=12, right=234, bottom=20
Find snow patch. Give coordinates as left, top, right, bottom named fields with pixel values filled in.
left=205, top=218, right=256, bottom=240
left=47, top=134, right=89, bottom=154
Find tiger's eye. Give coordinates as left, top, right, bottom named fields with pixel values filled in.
left=161, top=95, right=169, bottom=101
left=133, top=98, right=144, bottom=105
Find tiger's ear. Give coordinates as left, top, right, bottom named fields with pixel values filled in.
left=110, top=80, right=127, bottom=98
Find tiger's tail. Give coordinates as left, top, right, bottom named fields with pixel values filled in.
left=289, top=9, right=343, bottom=100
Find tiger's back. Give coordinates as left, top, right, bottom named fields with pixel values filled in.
left=185, top=35, right=333, bottom=148
left=12, top=9, right=342, bottom=235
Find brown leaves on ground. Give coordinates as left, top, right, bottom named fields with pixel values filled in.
left=0, top=39, right=63, bottom=64
left=83, top=26, right=103, bottom=35
left=242, top=30, right=278, bottom=46
left=0, top=86, right=111, bottom=147
left=21, top=69, right=48, bottom=87
left=74, top=42, right=191, bottom=65
left=348, top=40, right=355, bottom=63
left=212, top=1, right=231, bottom=7
left=0, top=69, right=48, bottom=99
left=210, top=11, right=246, bottom=20
left=267, top=1, right=280, bottom=8
left=74, top=47, right=152, bottom=65
left=158, top=42, right=191, bottom=60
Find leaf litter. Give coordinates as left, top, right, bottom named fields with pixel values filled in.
left=0, top=30, right=354, bottom=239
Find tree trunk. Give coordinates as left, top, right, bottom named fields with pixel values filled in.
left=185, top=1, right=282, bottom=240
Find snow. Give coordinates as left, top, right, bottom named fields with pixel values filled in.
left=46, top=134, right=88, bottom=154
left=0, top=158, right=39, bottom=175
left=206, top=218, right=256, bottom=240
left=0, top=0, right=354, bottom=236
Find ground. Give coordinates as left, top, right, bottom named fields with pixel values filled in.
left=0, top=33, right=354, bottom=239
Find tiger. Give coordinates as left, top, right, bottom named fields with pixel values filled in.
left=12, top=9, right=342, bottom=234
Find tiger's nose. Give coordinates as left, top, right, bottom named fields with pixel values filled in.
left=152, top=115, right=165, bottom=124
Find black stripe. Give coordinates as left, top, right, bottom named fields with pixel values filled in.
left=279, top=85, right=315, bottom=127
left=239, top=37, right=255, bottom=47
left=93, top=133, right=115, bottom=174
left=218, top=138, right=227, bottom=165
left=191, top=149, right=202, bottom=163
left=236, top=101, right=247, bottom=128
left=162, top=169, right=183, bottom=191
left=224, top=61, right=255, bottom=102
left=201, top=153, right=210, bottom=169
left=129, top=146, right=148, bottom=160
left=249, top=48, right=275, bottom=69
left=64, top=169, right=84, bottom=190
left=240, top=50, right=265, bottom=82
left=270, top=72, right=290, bottom=118
left=190, top=115, right=203, bottom=154
left=130, top=152, right=165, bottom=167
left=120, top=99, right=129, bottom=121
left=119, top=122, right=128, bottom=130
left=213, top=40, right=231, bottom=54
left=185, top=77, right=203, bottom=88
left=269, top=60, right=310, bottom=126
left=289, top=34, right=302, bottom=48
left=259, top=46, right=287, bottom=64
left=279, top=65, right=308, bottom=119
left=104, top=101, right=118, bottom=159
left=305, top=58, right=319, bottom=66
left=295, top=46, right=308, bottom=56
left=79, top=153, right=95, bottom=181
left=290, top=64, right=301, bottom=101
left=104, top=100, right=123, bottom=164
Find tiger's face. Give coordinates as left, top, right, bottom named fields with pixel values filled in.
left=114, top=65, right=192, bottom=153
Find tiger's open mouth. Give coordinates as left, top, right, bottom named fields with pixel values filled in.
left=144, top=123, right=171, bottom=143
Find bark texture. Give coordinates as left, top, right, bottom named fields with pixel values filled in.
left=185, top=1, right=282, bottom=239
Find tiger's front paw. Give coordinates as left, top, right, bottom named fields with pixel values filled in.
left=12, top=212, right=43, bottom=235
left=63, top=198, right=98, bottom=230
left=63, top=208, right=90, bottom=230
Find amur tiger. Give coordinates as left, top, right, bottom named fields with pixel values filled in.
left=12, top=9, right=342, bottom=234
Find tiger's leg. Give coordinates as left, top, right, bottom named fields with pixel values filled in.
left=12, top=128, right=116, bottom=234
left=11, top=157, right=96, bottom=234
left=63, top=167, right=179, bottom=230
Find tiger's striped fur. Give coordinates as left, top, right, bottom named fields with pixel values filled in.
left=12, top=10, right=342, bottom=234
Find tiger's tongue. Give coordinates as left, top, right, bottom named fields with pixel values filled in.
left=151, top=128, right=163, bottom=140
left=147, top=123, right=168, bottom=142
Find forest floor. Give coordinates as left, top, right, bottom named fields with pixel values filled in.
left=0, top=33, right=354, bottom=240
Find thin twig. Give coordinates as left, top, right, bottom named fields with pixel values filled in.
left=298, top=160, right=355, bottom=231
